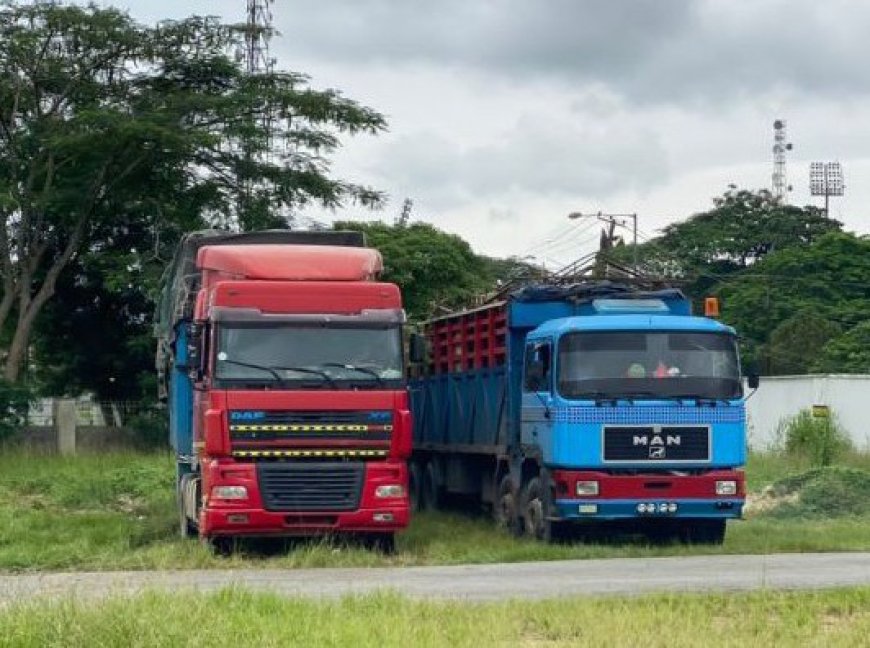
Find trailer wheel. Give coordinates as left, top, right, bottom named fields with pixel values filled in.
left=422, top=461, right=442, bottom=510
left=679, top=519, right=726, bottom=545
left=177, top=473, right=198, bottom=538
left=494, top=475, right=520, bottom=535
left=408, top=462, right=423, bottom=513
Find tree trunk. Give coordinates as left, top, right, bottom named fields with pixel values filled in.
left=3, top=305, right=36, bottom=382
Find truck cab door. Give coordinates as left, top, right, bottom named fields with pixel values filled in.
left=521, top=341, right=553, bottom=451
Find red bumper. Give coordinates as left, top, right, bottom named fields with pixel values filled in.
left=551, top=469, right=746, bottom=500
left=199, top=459, right=410, bottom=538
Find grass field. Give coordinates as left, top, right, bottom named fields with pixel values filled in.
left=0, top=450, right=868, bottom=571
left=2, top=587, right=870, bottom=647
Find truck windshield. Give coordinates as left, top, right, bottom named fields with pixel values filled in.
left=214, top=325, right=403, bottom=388
left=557, top=331, right=741, bottom=401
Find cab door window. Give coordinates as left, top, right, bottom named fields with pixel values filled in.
left=524, top=342, right=552, bottom=392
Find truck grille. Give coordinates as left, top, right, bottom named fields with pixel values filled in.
left=257, top=462, right=364, bottom=512
left=603, top=426, right=710, bottom=462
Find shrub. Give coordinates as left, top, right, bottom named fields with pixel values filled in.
left=0, top=380, right=33, bottom=441
left=779, top=409, right=852, bottom=467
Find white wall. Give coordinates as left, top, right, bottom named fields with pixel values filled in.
left=746, top=375, right=870, bottom=450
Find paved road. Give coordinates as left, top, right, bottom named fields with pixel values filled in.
left=2, top=553, right=869, bottom=603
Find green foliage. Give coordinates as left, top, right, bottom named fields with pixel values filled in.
left=719, top=232, right=870, bottom=373
left=334, top=221, right=493, bottom=320
left=0, top=378, right=31, bottom=439
left=761, top=467, right=870, bottom=519
left=0, top=1, right=386, bottom=382
left=766, top=312, right=841, bottom=375
left=815, top=321, right=870, bottom=373
left=779, top=409, right=852, bottom=467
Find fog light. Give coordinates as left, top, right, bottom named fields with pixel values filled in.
left=716, top=480, right=738, bottom=496
left=636, top=503, right=648, bottom=514
left=667, top=503, right=678, bottom=513
left=576, top=480, right=600, bottom=496
left=658, top=502, right=669, bottom=513
left=373, top=512, right=394, bottom=523
left=375, top=484, right=406, bottom=499
left=212, top=485, right=247, bottom=500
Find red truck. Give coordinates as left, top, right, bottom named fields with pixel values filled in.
left=156, top=230, right=413, bottom=552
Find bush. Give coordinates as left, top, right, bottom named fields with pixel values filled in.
left=762, top=466, right=870, bottom=518
left=779, top=409, right=852, bottom=467
left=0, top=380, right=33, bottom=441
left=127, top=406, right=168, bottom=449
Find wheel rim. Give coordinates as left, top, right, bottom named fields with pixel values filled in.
left=526, top=496, right=544, bottom=538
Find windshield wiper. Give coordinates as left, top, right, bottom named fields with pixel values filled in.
left=218, top=360, right=338, bottom=389
left=269, top=365, right=339, bottom=389
left=218, top=359, right=284, bottom=384
left=665, top=393, right=728, bottom=406
left=320, top=363, right=385, bottom=386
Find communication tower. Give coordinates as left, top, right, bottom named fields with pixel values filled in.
left=244, top=0, right=275, bottom=75
left=771, top=119, right=793, bottom=202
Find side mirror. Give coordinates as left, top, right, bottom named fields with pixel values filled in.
left=746, top=372, right=760, bottom=390
left=408, top=333, right=427, bottom=364
left=185, top=322, right=203, bottom=379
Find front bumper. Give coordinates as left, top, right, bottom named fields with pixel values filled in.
left=201, top=505, right=410, bottom=537
left=199, top=458, right=410, bottom=538
left=554, top=498, right=744, bottom=520
left=549, top=468, right=745, bottom=521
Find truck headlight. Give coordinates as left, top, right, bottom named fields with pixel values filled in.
left=212, top=485, right=248, bottom=500
left=715, top=480, right=737, bottom=496
left=576, top=480, right=599, bottom=496
left=375, top=484, right=405, bottom=499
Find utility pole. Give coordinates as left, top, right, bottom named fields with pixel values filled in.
left=568, top=211, right=638, bottom=276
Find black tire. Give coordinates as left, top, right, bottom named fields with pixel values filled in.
left=204, top=536, right=234, bottom=556
left=363, top=532, right=396, bottom=555
left=493, top=475, right=521, bottom=535
left=679, top=519, right=726, bottom=545
left=408, top=462, right=423, bottom=513
left=521, top=476, right=566, bottom=543
left=177, top=473, right=198, bottom=539
left=422, top=461, right=442, bottom=511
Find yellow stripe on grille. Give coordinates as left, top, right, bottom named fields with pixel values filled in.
left=231, top=449, right=389, bottom=458
left=230, top=424, right=374, bottom=433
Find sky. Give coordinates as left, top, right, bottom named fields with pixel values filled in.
left=112, top=0, right=870, bottom=266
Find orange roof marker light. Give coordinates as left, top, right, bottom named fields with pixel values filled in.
left=704, top=297, right=720, bottom=318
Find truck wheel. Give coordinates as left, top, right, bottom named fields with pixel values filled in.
left=408, top=462, right=423, bottom=513
left=422, top=461, right=442, bottom=510
left=363, top=532, right=396, bottom=555
left=203, top=535, right=235, bottom=556
left=679, top=519, right=726, bottom=545
left=522, top=476, right=568, bottom=543
left=494, top=475, right=521, bottom=535
left=177, top=473, right=198, bottom=539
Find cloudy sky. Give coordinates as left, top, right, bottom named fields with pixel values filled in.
left=114, top=0, right=870, bottom=265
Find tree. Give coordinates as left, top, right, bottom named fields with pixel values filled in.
left=815, top=322, right=870, bottom=373
left=718, top=232, right=870, bottom=373
left=766, top=312, right=841, bottom=375
left=334, top=220, right=492, bottom=321
left=0, top=2, right=386, bottom=382
left=606, top=188, right=841, bottom=299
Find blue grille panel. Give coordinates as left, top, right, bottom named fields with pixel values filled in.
left=553, top=405, right=745, bottom=425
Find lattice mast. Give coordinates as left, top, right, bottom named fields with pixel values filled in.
left=771, top=119, right=793, bottom=203
left=244, top=0, right=274, bottom=75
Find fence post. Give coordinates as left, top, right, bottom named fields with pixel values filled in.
left=55, top=399, right=77, bottom=455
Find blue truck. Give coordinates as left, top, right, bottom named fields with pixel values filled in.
left=409, top=281, right=754, bottom=544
